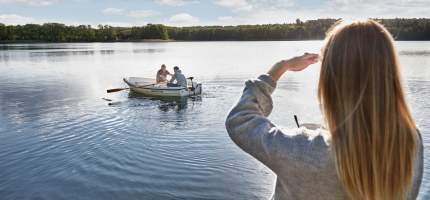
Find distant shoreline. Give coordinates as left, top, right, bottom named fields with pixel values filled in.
left=1, top=39, right=430, bottom=44
left=1, top=18, right=430, bottom=42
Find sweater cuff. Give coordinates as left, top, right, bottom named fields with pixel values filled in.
left=258, top=74, right=277, bottom=88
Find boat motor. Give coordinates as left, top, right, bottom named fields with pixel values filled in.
left=187, top=77, right=195, bottom=91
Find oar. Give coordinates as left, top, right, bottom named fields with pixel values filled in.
left=102, top=97, right=113, bottom=101
left=294, top=115, right=300, bottom=128
left=106, top=83, right=156, bottom=93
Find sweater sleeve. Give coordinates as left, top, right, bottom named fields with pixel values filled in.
left=408, top=130, right=424, bottom=200
left=170, top=74, right=177, bottom=83
left=225, top=74, right=324, bottom=173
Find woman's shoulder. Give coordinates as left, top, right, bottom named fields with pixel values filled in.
left=273, top=124, right=333, bottom=169
left=283, top=124, right=331, bottom=145
left=278, top=124, right=331, bottom=154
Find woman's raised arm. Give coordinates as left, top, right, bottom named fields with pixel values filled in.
left=225, top=53, right=320, bottom=173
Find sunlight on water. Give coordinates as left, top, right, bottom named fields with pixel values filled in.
left=0, top=41, right=429, bottom=199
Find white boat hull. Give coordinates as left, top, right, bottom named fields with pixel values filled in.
left=123, top=77, right=202, bottom=97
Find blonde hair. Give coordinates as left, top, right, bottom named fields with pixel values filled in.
left=318, top=20, right=417, bottom=200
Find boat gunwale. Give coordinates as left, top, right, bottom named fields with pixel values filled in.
left=144, top=87, right=186, bottom=91
left=123, top=78, right=187, bottom=91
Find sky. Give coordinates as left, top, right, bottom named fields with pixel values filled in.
left=0, top=0, right=429, bottom=27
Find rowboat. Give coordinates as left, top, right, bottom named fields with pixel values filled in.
left=123, top=77, right=202, bottom=97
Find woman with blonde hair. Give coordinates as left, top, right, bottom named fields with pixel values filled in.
left=226, top=20, right=423, bottom=200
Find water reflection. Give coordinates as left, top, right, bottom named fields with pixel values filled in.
left=128, top=92, right=202, bottom=112
left=158, top=97, right=188, bottom=112
left=277, top=78, right=301, bottom=91
left=399, top=50, right=430, bottom=56
left=100, top=50, right=115, bottom=54
left=30, top=50, right=96, bottom=56
left=132, top=48, right=165, bottom=54
left=0, top=44, right=81, bottom=51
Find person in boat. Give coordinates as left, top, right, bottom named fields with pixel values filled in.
left=168, top=66, right=187, bottom=88
left=225, top=20, right=423, bottom=200
left=156, top=64, right=171, bottom=83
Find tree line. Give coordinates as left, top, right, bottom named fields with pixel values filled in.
left=1, top=18, right=429, bottom=42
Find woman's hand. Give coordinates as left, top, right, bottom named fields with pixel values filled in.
left=268, top=53, right=319, bottom=81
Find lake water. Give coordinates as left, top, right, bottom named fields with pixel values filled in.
left=0, top=41, right=429, bottom=200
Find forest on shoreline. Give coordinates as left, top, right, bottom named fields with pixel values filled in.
left=1, top=18, right=429, bottom=43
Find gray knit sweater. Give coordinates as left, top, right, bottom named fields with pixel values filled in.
left=225, top=74, right=423, bottom=200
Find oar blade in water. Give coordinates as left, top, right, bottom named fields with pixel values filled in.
left=107, top=88, right=128, bottom=93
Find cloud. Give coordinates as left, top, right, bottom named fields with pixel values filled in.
left=319, top=0, right=430, bottom=19
left=102, top=8, right=159, bottom=19
left=102, top=8, right=125, bottom=15
left=214, top=0, right=294, bottom=12
left=168, top=13, right=199, bottom=26
left=0, top=13, right=144, bottom=27
left=218, top=16, right=233, bottom=21
left=154, top=0, right=197, bottom=6
left=214, top=0, right=252, bottom=11
left=210, top=0, right=430, bottom=25
left=0, top=14, right=36, bottom=24
left=2, top=0, right=430, bottom=27
left=0, top=0, right=59, bottom=6
left=127, top=10, right=159, bottom=18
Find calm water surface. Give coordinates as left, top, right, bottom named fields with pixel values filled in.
left=0, top=41, right=429, bottom=200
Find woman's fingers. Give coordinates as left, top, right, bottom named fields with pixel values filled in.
left=285, top=53, right=320, bottom=71
left=299, top=53, right=319, bottom=64
left=303, top=53, right=319, bottom=60
left=268, top=52, right=320, bottom=80
left=303, top=53, right=320, bottom=65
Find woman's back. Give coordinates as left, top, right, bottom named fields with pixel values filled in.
left=225, top=74, right=423, bottom=200
left=225, top=20, right=424, bottom=200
